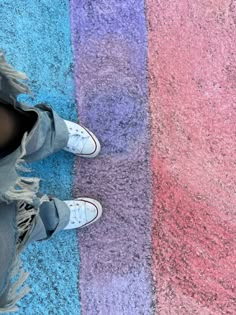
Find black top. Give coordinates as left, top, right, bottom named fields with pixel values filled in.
left=0, top=101, right=37, bottom=158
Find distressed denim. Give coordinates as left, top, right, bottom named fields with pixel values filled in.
left=0, top=103, right=71, bottom=313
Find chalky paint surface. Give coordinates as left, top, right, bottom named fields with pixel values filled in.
left=70, top=1, right=154, bottom=314
left=0, top=1, right=80, bottom=314
left=0, top=0, right=235, bottom=314
left=146, top=1, right=236, bottom=314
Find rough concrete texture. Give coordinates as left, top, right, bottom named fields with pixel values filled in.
left=1, top=0, right=235, bottom=314
left=0, top=1, right=80, bottom=314
left=70, top=0, right=154, bottom=314
left=146, top=1, right=236, bottom=314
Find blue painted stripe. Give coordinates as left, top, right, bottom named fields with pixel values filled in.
left=0, top=1, right=81, bottom=314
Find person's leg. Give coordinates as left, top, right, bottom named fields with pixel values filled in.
left=20, top=102, right=100, bottom=162
left=0, top=202, right=17, bottom=312
left=23, top=196, right=70, bottom=245
left=0, top=54, right=102, bottom=311
left=0, top=99, right=101, bottom=205
left=0, top=195, right=70, bottom=312
left=0, top=193, right=102, bottom=312
left=23, top=103, right=69, bottom=162
left=0, top=101, right=102, bottom=312
left=0, top=100, right=103, bottom=242
left=0, top=99, right=100, bottom=163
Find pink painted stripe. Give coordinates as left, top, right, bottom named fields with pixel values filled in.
left=146, top=0, right=236, bottom=314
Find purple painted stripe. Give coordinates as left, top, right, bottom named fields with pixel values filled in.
left=70, top=1, right=153, bottom=314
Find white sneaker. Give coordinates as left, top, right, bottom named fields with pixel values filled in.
left=64, top=120, right=101, bottom=158
left=63, top=198, right=103, bottom=230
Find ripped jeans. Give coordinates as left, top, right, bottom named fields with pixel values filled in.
left=0, top=103, right=71, bottom=313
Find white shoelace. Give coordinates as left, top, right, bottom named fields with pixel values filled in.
left=70, top=201, right=88, bottom=225
left=67, top=133, right=90, bottom=154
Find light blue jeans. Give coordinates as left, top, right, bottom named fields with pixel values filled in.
left=0, top=103, right=71, bottom=312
